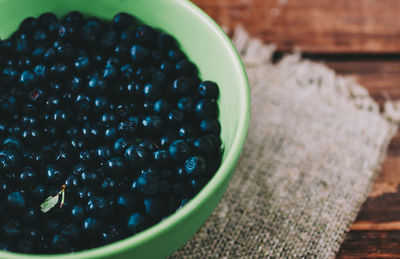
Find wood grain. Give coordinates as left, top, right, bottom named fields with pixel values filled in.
left=191, top=0, right=400, bottom=54
left=191, top=0, right=400, bottom=257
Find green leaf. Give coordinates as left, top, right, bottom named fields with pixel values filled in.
left=40, top=194, right=59, bottom=213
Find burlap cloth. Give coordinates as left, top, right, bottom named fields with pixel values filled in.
left=170, top=27, right=400, bottom=258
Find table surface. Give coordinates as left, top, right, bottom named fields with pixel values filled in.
left=191, top=0, right=400, bottom=258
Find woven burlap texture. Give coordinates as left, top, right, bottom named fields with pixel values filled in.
left=170, top=27, right=400, bottom=259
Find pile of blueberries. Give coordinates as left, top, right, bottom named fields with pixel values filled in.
left=0, top=11, right=221, bottom=254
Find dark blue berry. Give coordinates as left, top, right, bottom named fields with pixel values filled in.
left=60, top=223, right=80, bottom=243
left=3, top=220, right=21, bottom=240
left=177, top=97, right=194, bottom=114
left=195, top=99, right=218, bottom=118
left=113, top=137, right=131, bottom=155
left=125, top=145, right=148, bottom=167
left=19, top=70, right=37, bottom=90
left=87, top=196, right=107, bottom=217
left=74, top=56, right=91, bottom=74
left=198, top=81, right=219, bottom=100
left=105, top=157, right=126, bottom=175
left=199, top=118, right=221, bottom=135
left=71, top=204, right=85, bottom=221
left=130, top=44, right=150, bottom=64
left=112, top=13, right=134, bottom=30
left=144, top=198, right=165, bottom=220
left=141, top=115, right=163, bottom=135
left=133, top=174, right=161, bottom=197
left=51, top=234, right=69, bottom=253
left=0, top=150, right=19, bottom=170
left=126, top=213, right=149, bottom=234
left=168, top=140, right=191, bottom=161
left=117, top=120, right=137, bottom=137
left=45, top=165, right=64, bottom=183
left=101, top=225, right=121, bottom=245
left=184, top=156, right=206, bottom=176
left=175, top=59, right=198, bottom=77
left=6, top=191, right=25, bottom=212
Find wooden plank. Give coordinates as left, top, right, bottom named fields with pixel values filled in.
left=337, top=231, right=400, bottom=259
left=192, top=0, right=400, bottom=53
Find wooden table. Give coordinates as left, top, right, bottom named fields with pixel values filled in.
left=191, top=0, right=400, bottom=258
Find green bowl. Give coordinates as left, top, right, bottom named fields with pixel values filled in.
left=0, top=0, right=250, bottom=258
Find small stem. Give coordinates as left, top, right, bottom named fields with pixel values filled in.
left=58, top=185, right=66, bottom=208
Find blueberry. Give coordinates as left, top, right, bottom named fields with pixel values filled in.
left=60, top=223, right=80, bottom=243
left=168, top=140, right=191, bottom=161
left=71, top=204, right=85, bottom=221
left=101, top=30, right=118, bottom=52
left=112, top=12, right=134, bottom=30
left=153, top=99, right=171, bottom=115
left=100, top=178, right=116, bottom=193
left=6, top=192, right=25, bottom=212
left=33, top=29, right=48, bottom=42
left=133, top=174, right=161, bottom=197
left=144, top=198, right=165, bottom=220
left=168, top=48, right=185, bottom=61
left=130, top=44, right=150, bottom=64
left=87, top=73, right=107, bottom=93
left=194, top=136, right=214, bottom=154
left=159, top=132, right=178, bottom=149
left=2, top=67, right=19, bottom=85
left=19, top=166, right=36, bottom=186
left=19, top=17, right=39, bottom=33
left=105, top=157, right=125, bottom=175
left=58, top=24, right=76, bottom=41
left=3, top=220, right=21, bottom=240
left=195, top=99, right=218, bottom=118
left=92, top=145, right=112, bottom=162
left=171, top=77, right=195, bottom=95
left=177, top=97, right=194, bottom=114
left=141, top=115, right=163, bottom=135
left=0, top=180, right=11, bottom=198
left=31, top=185, right=46, bottom=203
left=22, top=207, right=39, bottom=223
left=100, top=113, right=117, bottom=125
left=175, top=59, right=198, bottom=77
left=125, top=145, right=148, bottom=167
left=80, top=170, right=100, bottom=185
left=50, top=63, right=69, bottom=78
left=87, top=196, right=107, bottom=217
left=2, top=136, right=22, bottom=150
left=67, top=76, right=83, bottom=93
left=75, top=94, right=91, bottom=111
left=101, top=225, right=121, bottom=245
left=120, top=63, right=135, bottom=80
left=64, top=174, right=79, bottom=191
left=199, top=119, right=221, bottom=135
left=184, top=156, right=206, bottom=176
left=0, top=150, right=19, bottom=170
left=153, top=150, right=170, bottom=167
left=51, top=234, right=69, bottom=253
left=126, top=213, right=150, bottom=234
left=135, top=25, right=157, bottom=45
left=178, top=124, right=198, bottom=138
left=38, top=12, right=58, bottom=26
left=45, top=165, right=64, bottom=183
left=115, top=193, right=137, bottom=214
left=19, top=70, right=37, bottom=90
left=198, top=80, right=219, bottom=100
left=113, top=137, right=131, bottom=155
left=63, top=11, right=84, bottom=26
left=74, top=56, right=91, bottom=75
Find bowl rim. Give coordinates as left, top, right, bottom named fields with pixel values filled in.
left=0, top=0, right=250, bottom=258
